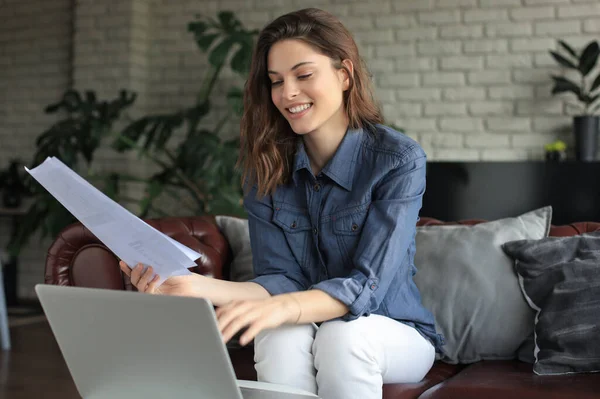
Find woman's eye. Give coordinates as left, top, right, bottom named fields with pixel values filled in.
left=298, top=74, right=312, bottom=80
left=271, top=81, right=282, bottom=87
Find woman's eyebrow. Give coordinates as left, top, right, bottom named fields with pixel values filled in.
left=268, top=61, right=316, bottom=75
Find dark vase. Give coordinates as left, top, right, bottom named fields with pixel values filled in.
left=573, top=115, right=599, bottom=162
left=545, top=150, right=567, bottom=162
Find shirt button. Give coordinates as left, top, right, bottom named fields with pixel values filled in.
left=313, top=183, right=321, bottom=192
left=313, top=228, right=318, bottom=235
left=291, top=221, right=297, bottom=228
left=370, top=283, right=377, bottom=290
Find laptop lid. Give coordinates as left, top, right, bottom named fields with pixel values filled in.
left=35, top=284, right=243, bottom=399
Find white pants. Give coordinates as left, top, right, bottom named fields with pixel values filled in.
left=254, top=314, right=435, bottom=399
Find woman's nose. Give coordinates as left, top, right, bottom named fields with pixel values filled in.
left=282, top=81, right=299, bottom=99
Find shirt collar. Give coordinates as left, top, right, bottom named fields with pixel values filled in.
left=292, top=126, right=362, bottom=191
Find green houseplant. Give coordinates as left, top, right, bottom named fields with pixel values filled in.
left=8, top=11, right=257, bottom=256
left=549, top=39, right=600, bottom=161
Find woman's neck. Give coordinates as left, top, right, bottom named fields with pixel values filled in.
left=303, top=114, right=349, bottom=177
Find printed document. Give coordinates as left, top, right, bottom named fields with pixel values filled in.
left=25, top=157, right=201, bottom=284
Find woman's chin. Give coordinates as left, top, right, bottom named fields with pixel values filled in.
left=288, top=121, right=315, bottom=136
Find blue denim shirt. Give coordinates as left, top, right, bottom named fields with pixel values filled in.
left=244, top=124, right=444, bottom=351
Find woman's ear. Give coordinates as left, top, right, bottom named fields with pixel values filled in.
left=340, top=59, right=354, bottom=91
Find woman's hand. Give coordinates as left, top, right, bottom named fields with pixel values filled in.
left=216, top=294, right=302, bottom=346
left=119, top=261, right=199, bottom=297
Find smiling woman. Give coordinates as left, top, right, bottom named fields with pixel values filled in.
left=122, top=8, right=443, bottom=399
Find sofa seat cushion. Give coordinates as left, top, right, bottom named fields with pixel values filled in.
left=420, top=360, right=600, bottom=399
left=382, top=362, right=465, bottom=399
left=228, top=347, right=463, bottom=399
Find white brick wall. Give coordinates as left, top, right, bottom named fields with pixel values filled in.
left=0, top=0, right=72, bottom=300
left=2, top=0, right=600, bottom=298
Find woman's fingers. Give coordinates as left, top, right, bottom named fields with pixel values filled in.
left=240, top=319, right=269, bottom=346
left=119, top=261, right=131, bottom=277
left=129, top=264, right=143, bottom=286
left=145, top=274, right=160, bottom=294
left=216, top=301, right=250, bottom=331
left=215, top=300, right=238, bottom=319
left=221, top=309, right=258, bottom=344
left=136, top=266, right=155, bottom=292
left=217, top=301, right=256, bottom=341
left=119, top=261, right=159, bottom=293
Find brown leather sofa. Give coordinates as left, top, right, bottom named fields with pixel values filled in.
left=45, top=215, right=600, bottom=399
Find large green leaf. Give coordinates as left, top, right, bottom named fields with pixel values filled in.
left=196, top=33, right=220, bottom=52
left=208, top=36, right=236, bottom=68
left=188, top=20, right=207, bottom=37
left=558, top=40, right=578, bottom=59
left=579, top=40, right=600, bottom=76
left=590, top=73, right=600, bottom=93
left=551, top=76, right=581, bottom=97
left=114, top=112, right=185, bottom=153
left=218, top=11, right=241, bottom=33
left=139, top=180, right=164, bottom=219
left=549, top=50, right=577, bottom=69
left=227, top=87, right=244, bottom=116
left=230, top=42, right=253, bottom=74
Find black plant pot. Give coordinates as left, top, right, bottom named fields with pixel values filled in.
left=573, top=115, right=599, bottom=162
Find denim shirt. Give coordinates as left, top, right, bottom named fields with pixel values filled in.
left=244, top=124, right=444, bottom=351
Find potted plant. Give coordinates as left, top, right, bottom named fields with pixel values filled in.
left=549, top=39, right=600, bottom=161
left=8, top=11, right=255, bottom=256
left=544, top=140, right=567, bottom=162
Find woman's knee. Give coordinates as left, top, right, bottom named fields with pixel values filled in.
left=313, top=318, right=379, bottom=369
left=254, top=323, right=316, bottom=360
left=254, top=324, right=318, bottom=393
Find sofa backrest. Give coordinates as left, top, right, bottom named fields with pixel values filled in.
left=45, top=216, right=231, bottom=289
left=45, top=215, right=600, bottom=290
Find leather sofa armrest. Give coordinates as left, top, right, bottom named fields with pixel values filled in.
left=45, top=215, right=232, bottom=290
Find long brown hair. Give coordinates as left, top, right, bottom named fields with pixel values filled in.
left=238, top=8, right=383, bottom=197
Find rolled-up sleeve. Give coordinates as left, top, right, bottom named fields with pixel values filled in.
left=244, top=185, right=310, bottom=296
left=312, top=150, right=426, bottom=320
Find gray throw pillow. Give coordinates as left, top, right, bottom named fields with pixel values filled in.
left=502, top=231, right=600, bottom=375
left=215, top=216, right=254, bottom=282
left=413, top=206, right=552, bottom=364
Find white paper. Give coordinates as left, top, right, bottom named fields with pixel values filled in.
left=49, top=157, right=200, bottom=264
left=25, top=157, right=202, bottom=284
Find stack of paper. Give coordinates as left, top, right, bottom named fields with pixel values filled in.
left=26, top=157, right=202, bottom=285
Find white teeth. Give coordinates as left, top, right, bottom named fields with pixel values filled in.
left=288, top=103, right=312, bottom=113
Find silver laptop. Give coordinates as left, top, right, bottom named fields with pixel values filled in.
left=35, top=284, right=319, bottom=399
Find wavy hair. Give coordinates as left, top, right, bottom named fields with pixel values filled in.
left=238, top=8, right=383, bottom=197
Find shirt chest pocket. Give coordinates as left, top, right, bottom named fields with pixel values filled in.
left=332, top=205, right=370, bottom=266
left=273, top=208, right=312, bottom=267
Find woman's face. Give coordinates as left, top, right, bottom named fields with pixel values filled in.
left=267, top=39, right=350, bottom=136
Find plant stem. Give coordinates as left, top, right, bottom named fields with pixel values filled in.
left=197, top=62, right=224, bottom=106
left=162, top=147, right=207, bottom=203
left=113, top=134, right=171, bottom=170
left=214, top=112, right=231, bottom=136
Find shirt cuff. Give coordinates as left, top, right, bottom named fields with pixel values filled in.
left=311, top=274, right=379, bottom=321
left=249, top=274, right=304, bottom=296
